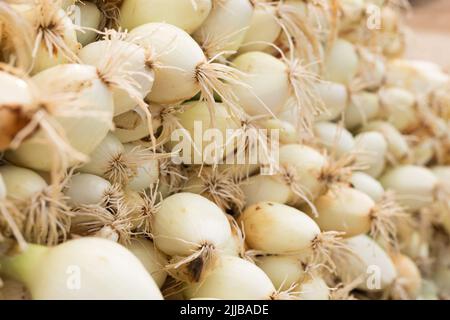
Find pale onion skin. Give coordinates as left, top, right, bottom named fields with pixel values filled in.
left=152, top=193, right=232, bottom=257
left=353, top=131, right=388, bottom=178
left=0, top=165, right=47, bottom=200
left=123, top=143, right=159, bottom=191
left=256, top=255, right=305, bottom=291
left=314, top=82, right=348, bottom=122
left=308, top=186, right=374, bottom=238
left=0, top=238, right=163, bottom=300
left=166, top=101, right=240, bottom=162
left=433, top=259, right=450, bottom=297
left=79, top=39, right=154, bottom=116
left=296, top=277, right=330, bottom=300
left=79, top=133, right=124, bottom=178
left=193, top=0, right=253, bottom=57
left=239, top=202, right=321, bottom=254
left=0, top=174, right=6, bottom=200
left=431, top=166, right=450, bottom=187
left=64, top=173, right=112, bottom=207
left=378, top=87, right=418, bottom=133
left=0, top=72, right=35, bottom=150
left=344, top=91, right=380, bottom=130
left=74, top=2, right=102, bottom=46
left=21, top=6, right=81, bottom=75
left=128, top=23, right=205, bottom=104
left=279, top=144, right=328, bottom=202
left=126, top=238, right=168, bottom=288
left=391, top=254, right=421, bottom=300
left=184, top=255, right=276, bottom=300
left=338, top=0, right=365, bottom=33
left=230, top=51, right=290, bottom=117
left=350, top=172, right=385, bottom=202
left=113, top=109, right=162, bottom=143
left=342, top=235, right=397, bottom=291
left=324, top=39, right=359, bottom=86
left=313, top=122, right=355, bottom=158
left=61, top=0, right=75, bottom=9
left=238, top=5, right=281, bottom=54
left=380, top=165, right=438, bottom=212
left=6, top=64, right=114, bottom=172
left=386, top=59, right=450, bottom=94
left=361, top=121, right=410, bottom=162
left=241, top=175, right=292, bottom=208
left=259, top=119, right=298, bottom=144
left=120, top=0, right=212, bottom=34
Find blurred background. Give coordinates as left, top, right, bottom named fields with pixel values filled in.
left=406, top=0, right=450, bottom=70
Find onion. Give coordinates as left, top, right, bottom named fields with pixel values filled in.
left=350, top=172, right=385, bottom=202
left=0, top=164, right=72, bottom=246
left=314, top=82, right=348, bottom=122
left=5, top=64, right=114, bottom=172
left=390, top=253, right=421, bottom=300
left=0, top=237, right=163, bottom=299
left=378, top=87, right=418, bottom=133
left=361, top=121, right=411, bottom=164
left=344, top=91, right=380, bottom=130
left=71, top=2, right=102, bottom=46
left=126, top=238, right=168, bottom=288
left=241, top=174, right=293, bottom=208
left=297, top=276, right=330, bottom=300
left=193, top=0, right=253, bottom=58
left=230, top=51, right=323, bottom=131
left=113, top=107, right=162, bottom=144
left=152, top=192, right=232, bottom=283
left=64, top=173, right=113, bottom=207
left=324, top=39, right=359, bottom=86
left=79, top=133, right=158, bottom=190
left=380, top=165, right=439, bottom=212
left=239, top=201, right=352, bottom=270
left=338, top=0, right=365, bottom=33
left=120, top=0, right=211, bottom=34
left=0, top=1, right=33, bottom=70
left=256, top=255, right=305, bottom=291
left=313, top=122, right=355, bottom=158
left=17, top=0, right=81, bottom=74
left=259, top=119, right=298, bottom=144
left=308, top=185, right=405, bottom=244
left=78, top=32, right=155, bottom=117
left=353, top=131, right=388, bottom=178
left=0, top=70, right=35, bottom=151
left=184, top=255, right=277, bottom=300
left=339, top=235, right=397, bottom=291
left=238, top=4, right=281, bottom=54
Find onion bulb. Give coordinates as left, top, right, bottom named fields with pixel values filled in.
left=313, top=122, right=355, bottom=158
left=324, top=39, right=359, bottom=86
left=71, top=2, right=102, bottom=46
left=390, top=253, right=422, bottom=300
left=0, top=164, right=72, bottom=246
left=314, top=82, right=348, bottom=122
left=296, top=276, right=330, bottom=300
left=113, top=107, right=162, bottom=144
left=344, top=91, right=380, bottom=130
left=353, top=131, right=388, bottom=178
left=126, top=238, right=168, bottom=288
left=152, top=192, right=232, bottom=283
left=78, top=31, right=155, bottom=116
left=0, top=237, right=163, bottom=299
left=193, top=0, right=253, bottom=58
left=239, top=202, right=352, bottom=270
left=5, top=64, right=114, bottom=172
left=339, top=235, right=397, bottom=291
left=120, top=0, right=211, bottom=34
left=380, top=165, right=441, bottom=212
left=350, top=172, right=385, bottom=202
left=378, top=87, right=418, bottom=133
left=256, top=255, right=306, bottom=291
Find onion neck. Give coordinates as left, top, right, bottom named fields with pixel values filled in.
left=0, top=243, right=48, bottom=286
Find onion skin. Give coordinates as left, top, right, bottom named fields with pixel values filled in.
left=0, top=238, right=164, bottom=300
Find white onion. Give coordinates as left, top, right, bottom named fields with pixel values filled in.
left=123, top=143, right=159, bottom=191
left=152, top=192, right=232, bottom=282
left=120, top=0, right=212, bottom=34
left=72, top=2, right=102, bottom=46
left=0, top=237, right=163, bottom=299
left=378, top=87, right=418, bottom=132
left=184, top=255, right=276, bottom=300
left=353, top=131, right=388, bottom=178
left=5, top=64, right=114, bottom=172
left=126, top=238, right=168, bottom=288
left=259, top=119, right=298, bottom=145
left=344, top=91, right=380, bottom=130
left=340, top=235, right=397, bottom=291
left=193, top=0, right=253, bottom=57
left=380, top=165, right=439, bottom=212
left=314, top=82, right=348, bottom=122
left=78, top=34, right=155, bottom=116
left=390, top=253, right=421, bottom=300
left=297, top=276, right=330, bottom=300
left=241, top=174, right=293, bottom=208
left=0, top=165, right=47, bottom=201
left=350, top=172, right=385, bottom=202
left=313, top=122, right=355, bottom=158
left=324, top=39, right=359, bottom=86
left=256, top=255, right=305, bottom=291
left=64, top=173, right=112, bottom=207
left=113, top=108, right=162, bottom=143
